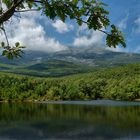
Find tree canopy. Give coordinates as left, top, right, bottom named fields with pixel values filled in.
left=0, top=0, right=126, bottom=59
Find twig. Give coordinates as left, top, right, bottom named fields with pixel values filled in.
left=1, top=24, right=9, bottom=46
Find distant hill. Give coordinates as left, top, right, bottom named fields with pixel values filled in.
left=0, top=46, right=140, bottom=77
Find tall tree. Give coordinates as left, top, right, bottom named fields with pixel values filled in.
left=0, top=0, right=126, bottom=59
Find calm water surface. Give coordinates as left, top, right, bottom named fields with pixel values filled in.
left=0, top=100, right=140, bottom=140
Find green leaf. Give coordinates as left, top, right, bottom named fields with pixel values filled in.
left=1, top=42, right=5, bottom=47
left=15, top=42, right=20, bottom=47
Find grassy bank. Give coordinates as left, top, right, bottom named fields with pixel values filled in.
left=0, top=63, right=140, bottom=101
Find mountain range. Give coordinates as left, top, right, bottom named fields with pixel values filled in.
left=0, top=46, right=140, bottom=77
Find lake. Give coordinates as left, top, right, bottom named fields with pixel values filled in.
left=0, top=100, right=140, bottom=140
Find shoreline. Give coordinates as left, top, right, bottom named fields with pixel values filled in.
left=1, top=99, right=140, bottom=106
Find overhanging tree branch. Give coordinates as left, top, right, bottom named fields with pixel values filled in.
left=0, top=0, right=24, bottom=24
left=0, top=0, right=126, bottom=59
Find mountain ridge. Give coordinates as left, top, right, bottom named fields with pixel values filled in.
left=0, top=46, right=140, bottom=77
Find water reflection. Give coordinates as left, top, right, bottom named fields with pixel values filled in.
left=0, top=101, right=140, bottom=140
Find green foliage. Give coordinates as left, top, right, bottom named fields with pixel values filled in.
left=0, top=0, right=126, bottom=59
left=106, top=25, right=126, bottom=48
left=0, top=42, right=25, bottom=59
left=0, top=63, right=140, bottom=101
left=87, top=5, right=110, bottom=30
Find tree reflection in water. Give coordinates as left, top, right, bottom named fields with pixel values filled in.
left=0, top=101, right=140, bottom=140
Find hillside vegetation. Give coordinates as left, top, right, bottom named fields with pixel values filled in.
left=0, top=63, right=140, bottom=101
left=0, top=60, right=91, bottom=77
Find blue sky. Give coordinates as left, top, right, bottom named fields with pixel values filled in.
left=104, top=0, right=140, bottom=53
left=2, top=0, right=140, bottom=53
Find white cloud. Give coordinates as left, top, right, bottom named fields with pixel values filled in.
left=52, top=20, right=74, bottom=33
left=1, top=12, right=67, bottom=52
left=118, top=15, right=128, bottom=30
left=106, top=46, right=124, bottom=52
left=73, top=24, right=105, bottom=47
left=134, top=16, right=140, bottom=33
left=106, top=45, right=130, bottom=53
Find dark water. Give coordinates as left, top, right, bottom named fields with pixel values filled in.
left=0, top=100, right=140, bottom=140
